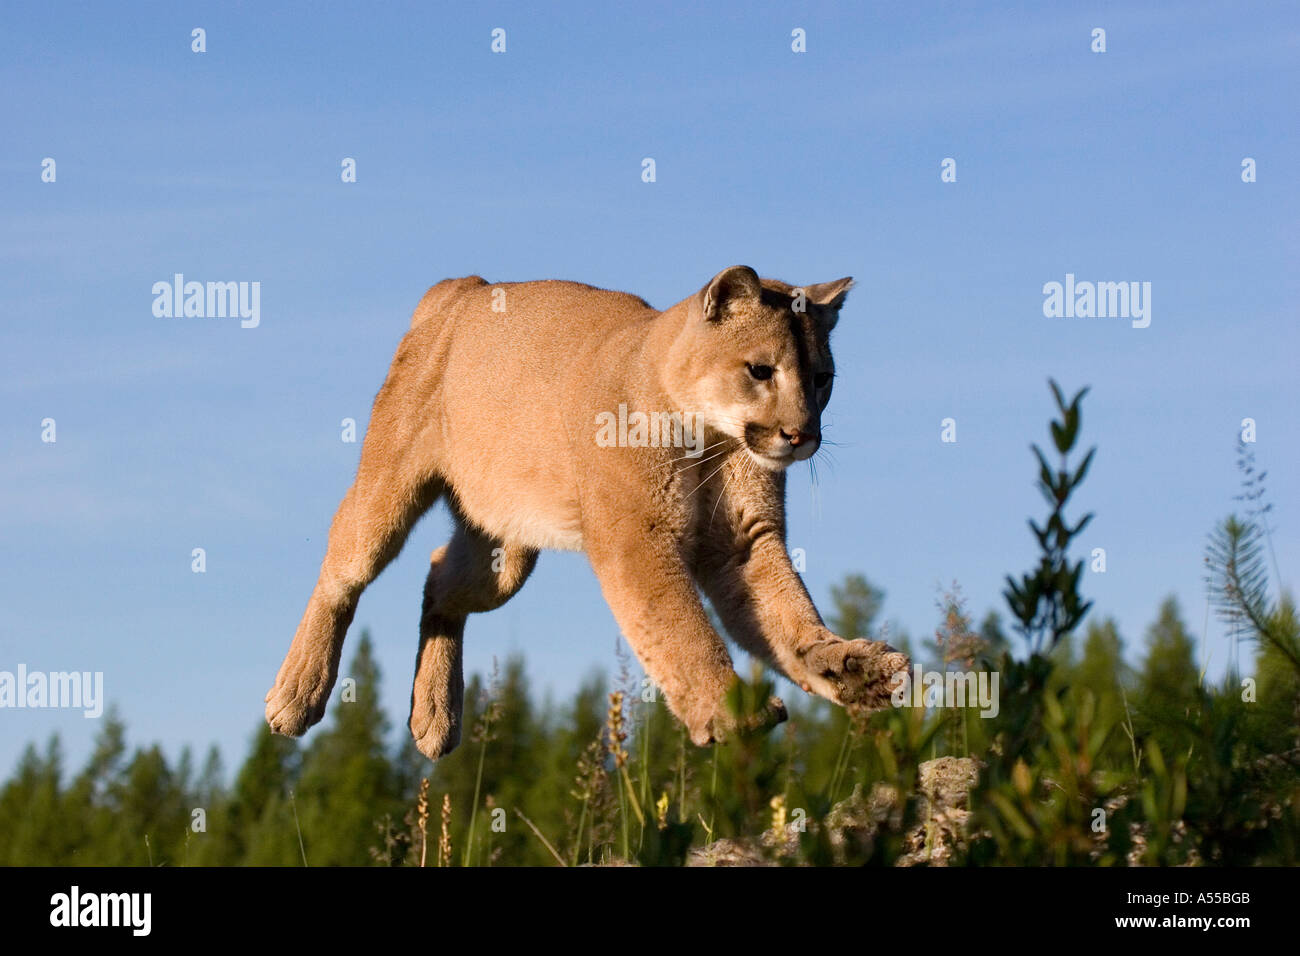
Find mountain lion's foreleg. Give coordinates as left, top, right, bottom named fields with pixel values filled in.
left=694, top=464, right=908, bottom=710
left=411, top=518, right=537, bottom=760
left=266, top=410, right=445, bottom=737
left=584, top=515, right=785, bottom=745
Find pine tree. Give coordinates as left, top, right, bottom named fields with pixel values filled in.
left=829, top=574, right=884, bottom=640
left=1253, top=595, right=1300, bottom=754
left=1135, top=596, right=1202, bottom=758
left=1076, top=618, right=1127, bottom=701
left=61, top=709, right=128, bottom=864
left=294, top=631, right=403, bottom=865
left=207, top=725, right=300, bottom=865
left=0, top=736, right=63, bottom=864
left=979, top=611, right=1010, bottom=660
left=1072, top=617, right=1132, bottom=766
left=106, top=743, right=191, bottom=866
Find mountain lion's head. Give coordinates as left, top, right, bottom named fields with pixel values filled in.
left=666, top=265, right=852, bottom=472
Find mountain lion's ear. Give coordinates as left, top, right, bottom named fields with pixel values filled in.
left=805, top=277, right=854, bottom=310
left=701, top=265, right=762, bottom=322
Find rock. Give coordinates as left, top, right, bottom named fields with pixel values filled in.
left=918, top=755, right=980, bottom=812
left=686, top=837, right=773, bottom=867
left=682, top=755, right=984, bottom=867
left=896, top=756, right=982, bottom=866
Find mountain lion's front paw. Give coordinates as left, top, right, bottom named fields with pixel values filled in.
left=797, top=636, right=909, bottom=711
left=264, top=660, right=332, bottom=737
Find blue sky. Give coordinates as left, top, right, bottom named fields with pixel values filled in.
left=2, top=0, right=1297, bottom=776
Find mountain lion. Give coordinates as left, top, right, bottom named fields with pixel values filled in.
left=266, top=266, right=909, bottom=759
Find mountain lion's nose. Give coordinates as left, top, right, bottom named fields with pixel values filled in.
left=780, top=428, right=816, bottom=447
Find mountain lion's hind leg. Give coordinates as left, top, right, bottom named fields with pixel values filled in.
left=266, top=439, right=445, bottom=738
left=410, top=520, right=538, bottom=760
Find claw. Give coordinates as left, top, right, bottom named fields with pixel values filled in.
left=796, top=635, right=911, bottom=711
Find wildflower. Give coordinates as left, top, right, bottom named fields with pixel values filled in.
left=770, top=794, right=788, bottom=839
left=416, top=777, right=430, bottom=867
left=606, top=691, right=629, bottom=768
left=438, top=793, right=452, bottom=867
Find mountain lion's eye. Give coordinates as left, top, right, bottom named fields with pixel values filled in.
left=814, top=372, right=832, bottom=388
left=747, top=364, right=774, bottom=381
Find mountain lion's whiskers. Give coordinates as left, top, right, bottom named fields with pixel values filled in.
left=708, top=463, right=738, bottom=531
left=647, top=438, right=729, bottom=472
left=708, top=453, right=758, bottom=531
left=685, top=454, right=733, bottom=502
left=668, top=439, right=730, bottom=464
left=675, top=452, right=729, bottom=476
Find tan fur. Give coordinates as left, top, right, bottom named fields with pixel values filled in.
left=266, top=266, right=909, bottom=758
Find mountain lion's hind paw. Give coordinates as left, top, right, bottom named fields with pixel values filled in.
left=688, top=694, right=788, bottom=746
left=264, top=666, right=331, bottom=737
